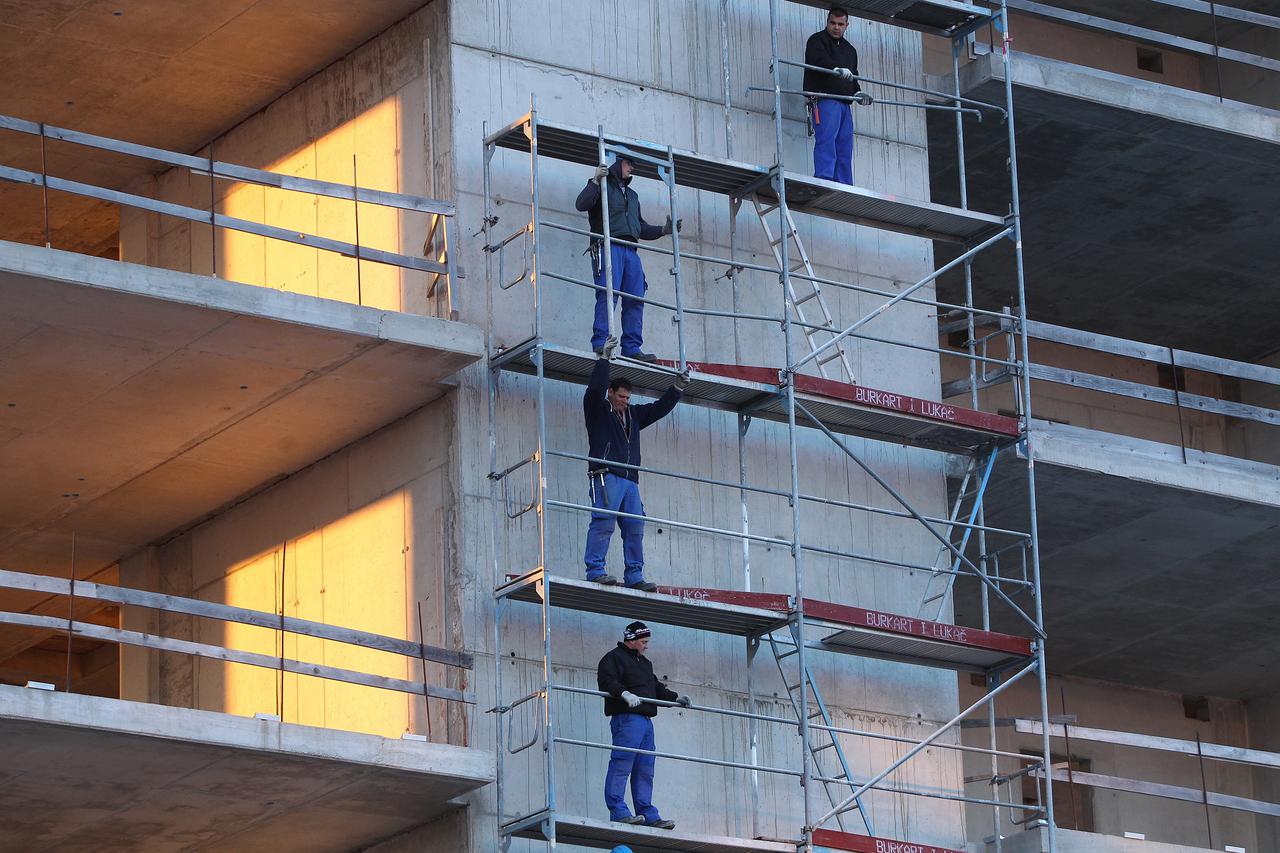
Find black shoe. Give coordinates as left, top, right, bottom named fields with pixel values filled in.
left=625, top=580, right=658, bottom=592
left=615, top=815, right=646, bottom=825
left=622, top=351, right=657, bottom=362
left=589, top=574, right=620, bottom=586
left=646, top=819, right=675, bottom=830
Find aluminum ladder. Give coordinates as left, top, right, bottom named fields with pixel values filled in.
left=751, top=194, right=856, bottom=384
left=768, top=626, right=874, bottom=835
left=917, top=447, right=998, bottom=620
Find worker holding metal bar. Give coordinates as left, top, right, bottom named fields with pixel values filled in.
left=597, top=621, right=690, bottom=830
left=583, top=354, right=688, bottom=590
left=804, top=6, right=873, bottom=184
left=575, top=154, right=681, bottom=362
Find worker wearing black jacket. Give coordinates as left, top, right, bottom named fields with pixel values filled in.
left=804, top=7, right=873, bottom=184
left=583, top=355, right=687, bottom=590
left=597, top=621, right=690, bottom=828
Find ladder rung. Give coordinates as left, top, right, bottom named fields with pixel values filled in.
left=794, top=290, right=820, bottom=306
left=814, top=741, right=837, bottom=752
left=922, top=593, right=946, bottom=604
left=817, top=349, right=845, bottom=365
left=775, top=648, right=799, bottom=660
left=786, top=682, right=803, bottom=693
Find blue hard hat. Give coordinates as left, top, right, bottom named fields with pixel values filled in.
left=610, top=847, right=634, bottom=853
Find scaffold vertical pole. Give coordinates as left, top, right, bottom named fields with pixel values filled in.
left=998, top=3, right=1056, bottom=848
left=597, top=125, right=616, bottom=350
left=769, top=0, right=814, bottom=846
left=529, top=99, right=559, bottom=848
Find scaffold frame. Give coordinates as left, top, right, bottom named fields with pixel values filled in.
left=482, top=2, right=1057, bottom=851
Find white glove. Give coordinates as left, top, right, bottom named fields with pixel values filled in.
left=594, top=163, right=609, bottom=181
left=621, top=691, right=643, bottom=709
left=676, top=695, right=691, bottom=708
left=662, top=215, right=683, bottom=235
left=853, top=91, right=874, bottom=106
left=834, top=66, right=856, bottom=82
left=601, top=336, right=619, bottom=360
left=674, top=371, right=691, bottom=391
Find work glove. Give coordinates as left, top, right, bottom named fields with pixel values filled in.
left=674, top=370, right=691, bottom=391
left=853, top=91, right=874, bottom=106
left=662, top=215, right=683, bottom=236
left=621, top=691, right=643, bottom=709
left=593, top=163, right=609, bottom=181
left=834, top=66, right=856, bottom=82
left=600, top=336, right=619, bottom=360
left=676, top=695, right=692, bottom=708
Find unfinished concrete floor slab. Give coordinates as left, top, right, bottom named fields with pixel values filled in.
left=960, top=422, right=1280, bottom=698
left=0, top=240, right=483, bottom=574
left=0, top=684, right=493, bottom=852
left=927, top=51, right=1280, bottom=361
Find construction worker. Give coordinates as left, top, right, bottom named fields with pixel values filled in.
left=583, top=353, right=688, bottom=589
left=575, top=154, right=681, bottom=362
left=597, top=621, right=689, bottom=829
left=804, top=6, right=873, bottom=184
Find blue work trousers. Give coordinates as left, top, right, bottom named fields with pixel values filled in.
left=591, top=244, right=648, bottom=356
left=584, top=473, right=646, bottom=586
left=605, top=713, right=661, bottom=822
left=812, top=98, right=854, bottom=185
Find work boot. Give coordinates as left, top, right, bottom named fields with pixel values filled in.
left=589, top=574, right=620, bottom=586
left=625, top=580, right=658, bottom=592
left=616, top=815, right=646, bottom=825
left=622, top=351, right=657, bottom=362
left=645, top=819, right=675, bottom=830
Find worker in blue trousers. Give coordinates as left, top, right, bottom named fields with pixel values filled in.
left=598, top=621, right=690, bottom=829
left=575, top=154, right=682, bottom=362
left=804, top=6, right=873, bottom=184
left=583, top=352, right=687, bottom=590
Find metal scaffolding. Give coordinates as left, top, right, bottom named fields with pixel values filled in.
left=482, top=1, right=1056, bottom=850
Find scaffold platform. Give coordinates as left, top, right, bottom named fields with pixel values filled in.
left=792, top=0, right=993, bottom=37
left=488, top=117, right=1005, bottom=243
left=509, top=813, right=797, bottom=852
left=498, top=573, right=1032, bottom=672
left=491, top=340, right=1020, bottom=454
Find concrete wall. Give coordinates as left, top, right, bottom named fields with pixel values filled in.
left=1246, top=691, right=1280, bottom=852
left=961, top=674, right=1264, bottom=852
left=119, top=3, right=453, bottom=318
left=1226, top=350, right=1280, bottom=467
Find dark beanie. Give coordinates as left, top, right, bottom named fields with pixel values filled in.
left=623, top=621, right=651, bottom=641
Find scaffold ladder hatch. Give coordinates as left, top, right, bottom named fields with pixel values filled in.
left=769, top=626, right=874, bottom=836
left=751, top=193, right=856, bottom=384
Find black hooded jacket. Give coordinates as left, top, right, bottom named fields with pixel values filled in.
left=803, top=29, right=862, bottom=98
left=583, top=357, right=680, bottom=482
left=597, top=641, right=679, bottom=717
left=575, top=159, right=665, bottom=245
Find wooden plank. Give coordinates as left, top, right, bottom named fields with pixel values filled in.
left=802, top=599, right=1032, bottom=658
left=0, top=611, right=473, bottom=704
left=0, top=569, right=471, bottom=669
left=1017, top=719, right=1280, bottom=770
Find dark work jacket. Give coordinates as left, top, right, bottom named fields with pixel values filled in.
left=575, top=160, right=665, bottom=245
left=584, top=357, right=680, bottom=482
left=597, top=642, right=679, bottom=717
left=803, top=30, right=861, bottom=98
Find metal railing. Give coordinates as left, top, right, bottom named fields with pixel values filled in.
left=0, top=113, right=460, bottom=316
left=0, top=566, right=475, bottom=709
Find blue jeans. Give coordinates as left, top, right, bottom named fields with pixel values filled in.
left=584, top=473, right=646, bottom=585
left=591, top=244, right=648, bottom=355
left=605, top=713, right=660, bottom=822
left=812, top=98, right=854, bottom=185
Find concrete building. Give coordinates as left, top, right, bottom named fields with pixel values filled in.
left=0, top=2, right=1275, bottom=853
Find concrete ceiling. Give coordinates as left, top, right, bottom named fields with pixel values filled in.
left=0, top=239, right=483, bottom=581
left=928, top=53, right=1280, bottom=363
left=957, top=450, right=1280, bottom=700
left=0, top=0, right=431, bottom=254
left=0, top=685, right=493, bottom=852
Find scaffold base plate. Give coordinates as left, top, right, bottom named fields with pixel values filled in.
left=510, top=814, right=797, bottom=852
